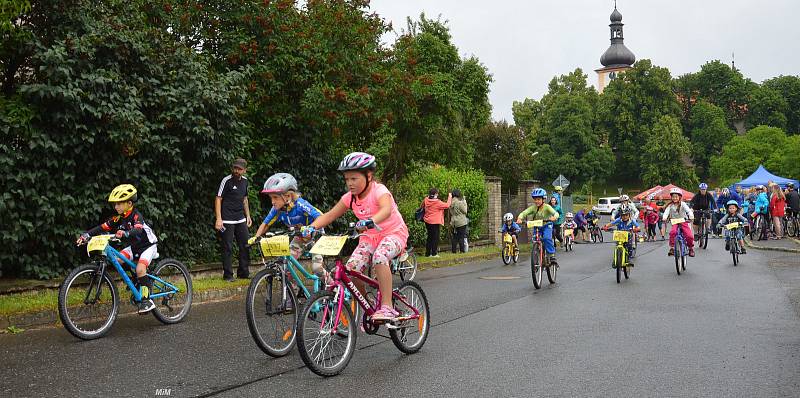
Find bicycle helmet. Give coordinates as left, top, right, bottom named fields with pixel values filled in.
left=722, top=187, right=730, bottom=195
left=338, top=152, right=376, bottom=172
left=554, top=186, right=563, bottom=192
left=669, top=187, right=683, bottom=196
left=566, top=212, right=574, bottom=218
left=503, top=213, right=514, bottom=222
left=726, top=200, right=739, bottom=209
left=788, top=182, right=795, bottom=189
left=531, top=188, right=547, bottom=199
left=108, top=184, right=137, bottom=203
left=261, top=173, right=298, bottom=194
left=620, top=194, right=630, bottom=201
left=619, top=207, right=631, bottom=216
left=699, top=183, right=708, bottom=190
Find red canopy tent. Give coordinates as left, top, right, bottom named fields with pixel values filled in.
left=634, top=185, right=663, bottom=200
left=642, top=184, right=694, bottom=201
left=635, top=184, right=694, bottom=200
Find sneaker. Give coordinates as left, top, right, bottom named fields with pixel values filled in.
left=627, top=262, right=634, bottom=268
left=725, top=241, right=730, bottom=251
left=740, top=248, right=747, bottom=254
left=668, top=248, right=674, bottom=256
left=370, top=305, right=399, bottom=321
left=549, top=256, right=558, bottom=266
left=688, top=248, right=695, bottom=257
left=138, top=299, right=155, bottom=314
left=223, top=275, right=235, bottom=282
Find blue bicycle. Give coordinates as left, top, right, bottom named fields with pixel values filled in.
left=59, top=235, right=192, bottom=340
left=671, top=218, right=689, bottom=275
left=245, top=230, right=326, bottom=357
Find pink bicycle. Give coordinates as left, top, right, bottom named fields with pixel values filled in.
left=296, top=222, right=430, bottom=377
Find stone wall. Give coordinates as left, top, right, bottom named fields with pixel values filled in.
left=484, top=176, right=502, bottom=246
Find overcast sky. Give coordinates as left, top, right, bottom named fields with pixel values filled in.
left=370, top=0, right=798, bottom=122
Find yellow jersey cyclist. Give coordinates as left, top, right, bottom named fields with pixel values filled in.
left=248, top=173, right=325, bottom=279
left=76, top=184, right=158, bottom=314
left=516, top=188, right=559, bottom=266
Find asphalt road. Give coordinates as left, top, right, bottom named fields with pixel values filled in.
left=2, top=233, right=799, bottom=398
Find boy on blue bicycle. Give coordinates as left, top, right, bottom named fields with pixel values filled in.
left=718, top=200, right=747, bottom=254
left=602, top=208, right=640, bottom=267
left=248, top=173, right=325, bottom=279
left=76, top=184, right=158, bottom=313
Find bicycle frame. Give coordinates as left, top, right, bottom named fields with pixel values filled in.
left=324, top=258, right=420, bottom=331
left=611, top=230, right=631, bottom=265
left=100, top=244, right=179, bottom=302
left=675, top=227, right=688, bottom=258
left=274, top=255, right=321, bottom=299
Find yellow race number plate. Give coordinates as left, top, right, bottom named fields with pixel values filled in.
left=310, top=235, right=349, bottom=256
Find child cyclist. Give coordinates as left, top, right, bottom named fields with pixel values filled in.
left=661, top=188, right=695, bottom=257
left=563, top=212, right=578, bottom=242
left=500, top=213, right=522, bottom=250
left=516, top=188, right=559, bottom=265
left=76, top=184, right=158, bottom=313
left=303, top=152, right=409, bottom=321
left=248, top=173, right=325, bottom=278
left=644, top=207, right=659, bottom=242
left=717, top=200, right=747, bottom=254
left=602, top=208, right=640, bottom=267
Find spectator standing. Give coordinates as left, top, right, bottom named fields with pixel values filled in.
left=449, top=189, right=469, bottom=253
left=769, top=184, right=786, bottom=239
left=786, top=183, right=800, bottom=223
left=422, top=188, right=452, bottom=257
left=549, top=196, right=565, bottom=246
left=215, top=159, right=252, bottom=281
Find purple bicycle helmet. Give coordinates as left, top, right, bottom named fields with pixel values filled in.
left=338, top=152, right=376, bottom=172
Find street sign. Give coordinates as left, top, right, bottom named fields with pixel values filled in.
left=552, top=175, right=570, bottom=189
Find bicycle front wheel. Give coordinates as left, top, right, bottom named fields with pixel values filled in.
left=531, top=242, right=543, bottom=289
left=58, top=263, right=119, bottom=340
left=150, top=258, right=192, bottom=325
left=296, top=290, right=356, bottom=377
left=675, top=245, right=681, bottom=275
left=398, top=252, right=418, bottom=281
left=246, top=268, right=299, bottom=357
left=502, top=243, right=512, bottom=265
left=615, top=247, right=624, bottom=284
left=732, top=241, right=739, bottom=266
left=390, top=281, right=430, bottom=354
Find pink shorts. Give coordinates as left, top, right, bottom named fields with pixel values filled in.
left=345, top=235, right=405, bottom=274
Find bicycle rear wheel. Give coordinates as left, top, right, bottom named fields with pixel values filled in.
left=58, top=263, right=119, bottom=340
left=246, top=268, right=299, bottom=357
left=390, top=281, right=430, bottom=354
left=786, top=217, right=797, bottom=237
left=531, top=242, right=543, bottom=289
left=398, top=252, right=418, bottom=281
left=150, top=259, right=192, bottom=325
left=732, top=242, right=739, bottom=266
left=502, top=243, right=512, bottom=265
left=546, top=259, right=557, bottom=284
left=674, top=244, right=681, bottom=275
left=296, top=290, right=356, bottom=377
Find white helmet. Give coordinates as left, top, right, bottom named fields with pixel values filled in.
left=669, top=188, right=682, bottom=196
left=261, top=173, right=298, bottom=194
left=620, top=194, right=630, bottom=201
left=566, top=212, right=574, bottom=218
left=503, top=213, right=514, bottom=222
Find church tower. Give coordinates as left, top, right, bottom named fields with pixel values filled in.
left=595, top=3, right=636, bottom=93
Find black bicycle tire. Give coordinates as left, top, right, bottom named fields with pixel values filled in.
left=150, top=258, right=193, bottom=325
left=675, top=245, right=681, bottom=275
left=615, top=247, right=623, bottom=284
left=246, top=268, right=299, bottom=357
left=296, top=290, right=356, bottom=377
left=390, top=281, right=431, bottom=354
left=58, top=264, right=119, bottom=340
left=531, top=242, right=542, bottom=289
left=502, top=243, right=512, bottom=265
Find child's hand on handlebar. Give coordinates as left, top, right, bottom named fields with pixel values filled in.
left=247, top=236, right=259, bottom=246
left=301, top=226, right=317, bottom=238
left=355, top=219, right=374, bottom=232
left=76, top=232, right=90, bottom=246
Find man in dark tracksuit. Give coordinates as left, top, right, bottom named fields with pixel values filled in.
left=215, top=159, right=252, bottom=281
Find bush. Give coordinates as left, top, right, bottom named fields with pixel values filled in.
left=393, top=166, right=487, bottom=247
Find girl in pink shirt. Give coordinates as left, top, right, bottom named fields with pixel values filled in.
left=307, top=152, right=408, bottom=321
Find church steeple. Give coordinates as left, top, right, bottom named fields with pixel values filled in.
left=595, top=2, right=637, bottom=93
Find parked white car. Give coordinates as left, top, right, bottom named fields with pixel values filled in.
left=592, top=196, right=621, bottom=215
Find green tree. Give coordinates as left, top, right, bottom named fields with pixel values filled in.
left=747, top=85, right=788, bottom=130
left=641, top=116, right=697, bottom=187
left=761, top=75, right=800, bottom=134
left=511, top=97, right=542, bottom=137
left=710, top=125, right=794, bottom=181
left=689, top=101, right=735, bottom=176
left=596, top=59, right=681, bottom=178
left=679, top=60, right=753, bottom=124
left=473, top=121, right=529, bottom=192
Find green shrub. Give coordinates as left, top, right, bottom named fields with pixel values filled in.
left=393, top=166, right=487, bottom=247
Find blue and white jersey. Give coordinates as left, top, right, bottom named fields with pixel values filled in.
left=262, top=197, right=322, bottom=228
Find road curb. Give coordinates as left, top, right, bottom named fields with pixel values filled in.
left=743, top=239, right=800, bottom=254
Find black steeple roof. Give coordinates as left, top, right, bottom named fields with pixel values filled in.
left=600, top=4, right=636, bottom=67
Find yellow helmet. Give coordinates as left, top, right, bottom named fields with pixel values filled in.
left=108, top=184, right=138, bottom=203
left=554, top=185, right=563, bottom=192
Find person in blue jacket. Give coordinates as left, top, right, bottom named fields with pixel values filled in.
left=500, top=212, right=522, bottom=249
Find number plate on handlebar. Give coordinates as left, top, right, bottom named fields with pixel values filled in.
left=670, top=218, right=686, bottom=225
left=613, top=230, right=629, bottom=242
left=260, top=235, right=291, bottom=257
left=726, top=222, right=740, bottom=230
left=527, top=220, right=543, bottom=228
left=310, top=235, right=349, bottom=256
left=87, top=235, right=113, bottom=255
left=503, top=233, right=513, bottom=243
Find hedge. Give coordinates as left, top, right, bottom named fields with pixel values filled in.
left=393, top=166, right=487, bottom=248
